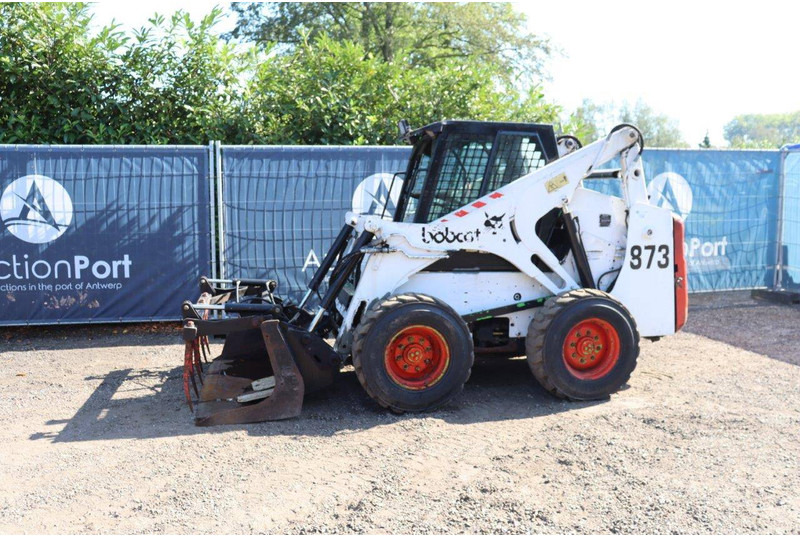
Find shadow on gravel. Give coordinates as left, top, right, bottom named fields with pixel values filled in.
left=29, top=357, right=599, bottom=443
left=684, top=296, right=800, bottom=367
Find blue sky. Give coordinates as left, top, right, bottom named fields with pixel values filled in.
left=90, top=1, right=799, bottom=146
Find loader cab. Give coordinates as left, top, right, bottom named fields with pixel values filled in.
left=394, top=120, right=559, bottom=223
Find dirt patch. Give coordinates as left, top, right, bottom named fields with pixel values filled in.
left=1, top=292, right=799, bottom=533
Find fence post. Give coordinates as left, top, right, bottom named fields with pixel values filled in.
left=215, top=141, right=226, bottom=280
left=208, top=141, right=218, bottom=281
left=774, top=148, right=788, bottom=290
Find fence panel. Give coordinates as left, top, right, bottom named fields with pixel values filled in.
left=1, top=142, right=789, bottom=326
left=222, top=146, right=781, bottom=297
left=0, top=145, right=212, bottom=325
left=220, top=146, right=410, bottom=301
left=780, top=147, right=800, bottom=290
left=641, top=149, right=781, bottom=292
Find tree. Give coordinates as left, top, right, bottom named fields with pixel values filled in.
left=618, top=101, right=687, bottom=148
left=0, top=3, right=561, bottom=146
left=560, top=99, right=606, bottom=143
left=245, top=35, right=560, bottom=145
left=560, top=100, right=687, bottom=148
left=0, top=3, right=252, bottom=144
left=0, top=3, right=126, bottom=143
left=723, top=111, right=800, bottom=148
left=227, top=2, right=550, bottom=84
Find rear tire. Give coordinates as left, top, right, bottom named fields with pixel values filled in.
left=352, top=293, right=474, bottom=413
left=526, top=289, right=639, bottom=400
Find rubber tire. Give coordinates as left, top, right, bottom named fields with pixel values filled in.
left=352, top=293, right=474, bottom=413
left=526, top=288, right=640, bottom=400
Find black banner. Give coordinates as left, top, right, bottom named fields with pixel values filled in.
left=0, top=146, right=212, bottom=324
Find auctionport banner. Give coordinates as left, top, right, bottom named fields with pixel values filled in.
left=0, top=143, right=786, bottom=325
left=781, top=149, right=800, bottom=290
left=224, top=146, right=782, bottom=297
left=220, top=145, right=411, bottom=301
left=641, top=149, right=781, bottom=291
left=0, top=145, right=212, bottom=325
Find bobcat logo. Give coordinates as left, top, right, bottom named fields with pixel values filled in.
left=1, top=175, right=73, bottom=244
left=484, top=213, right=505, bottom=234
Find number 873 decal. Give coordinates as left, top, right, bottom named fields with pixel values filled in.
left=629, top=244, right=670, bottom=270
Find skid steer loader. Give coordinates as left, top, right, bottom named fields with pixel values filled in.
left=181, top=120, right=689, bottom=425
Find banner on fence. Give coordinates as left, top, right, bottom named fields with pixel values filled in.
left=220, top=146, right=410, bottom=301
left=0, top=146, right=212, bottom=325
left=221, top=146, right=781, bottom=297
left=0, top=142, right=786, bottom=325
left=781, top=148, right=800, bottom=290
left=641, top=149, right=781, bottom=292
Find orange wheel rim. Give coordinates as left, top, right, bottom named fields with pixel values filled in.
left=562, top=317, right=620, bottom=380
left=384, top=325, right=450, bottom=390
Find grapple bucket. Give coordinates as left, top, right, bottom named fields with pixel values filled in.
left=181, top=281, right=340, bottom=426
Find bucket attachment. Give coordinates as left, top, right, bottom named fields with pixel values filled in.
left=181, top=279, right=340, bottom=426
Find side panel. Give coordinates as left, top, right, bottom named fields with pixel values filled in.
left=394, top=271, right=550, bottom=316
left=609, top=203, right=676, bottom=337
left=568, top=187, right=628, bottom=290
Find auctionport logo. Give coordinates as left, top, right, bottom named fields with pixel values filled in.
left=648, top=170, right=729, bottom=271
left=352, top=172, right=403, bottom=220
left=0, top=175, right=73, bottom=244
left=647, top=171, right=693, bottom=220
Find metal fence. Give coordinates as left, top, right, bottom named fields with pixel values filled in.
left=220, top=146, right=786, bottom=296
left=216, top=144, right=410, bottom=301
left=0, top=144, right=214, bottom=324
left=642, top=149, right=781, bottom=291
left=778, top=145, right=800, bottom=291
left=1, top=142, right=798, bottom=325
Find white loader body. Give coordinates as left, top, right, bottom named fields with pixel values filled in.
left=337, top=126, right=677, bottom=352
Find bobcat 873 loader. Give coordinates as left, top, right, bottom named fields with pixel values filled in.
left=181, top=120, right=689, bottom=425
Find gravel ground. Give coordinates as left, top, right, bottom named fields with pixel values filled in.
left=1, top=291, right=799, bottom=534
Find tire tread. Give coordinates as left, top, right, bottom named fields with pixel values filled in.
left=352, top=293, right=474, bottom=411
left=525, top=288, right=640, bottom=399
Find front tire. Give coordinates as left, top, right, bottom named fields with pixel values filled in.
left=352, top=293, right=474, bottom=413
left=526, top=289, right=639, bottom=400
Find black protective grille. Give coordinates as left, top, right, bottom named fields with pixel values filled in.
left=486, top=133, right=546, bottom=192
left=429, top=133, right=494, bottom=219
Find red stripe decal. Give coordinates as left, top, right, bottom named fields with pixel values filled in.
left=489, top=192, right=503, bottom=199
left=472, top=201, right=486, bottom=208
left=454, top=210, right=469, bottom=217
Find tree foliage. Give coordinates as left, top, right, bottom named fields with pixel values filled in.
left=0, top=3, right=248, bottom=144
left=561, top=99, right=688, bottom=148
left=228, top=2, right=550, bottom=83
left=559, top=99, right=604, bottom=144
left=0, top=3, right=559, bottom=145
left=723, top=111, right=800, bottom=148
left=618, top=101, right=688, bottom=148
left=248, top=36, right=559, bottom=145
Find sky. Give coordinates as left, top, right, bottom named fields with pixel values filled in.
left=90, top=1, right=800, bottom=147
left=522, top=0, right=799, bottom=145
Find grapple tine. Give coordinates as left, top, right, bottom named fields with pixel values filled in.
left=183, top=343, right=195, bottom=412
left=201, top=336, right=211, bottom=364
left=185, top=343, right=200, bottom=398
left=192, top=340, right=204, bottom=384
